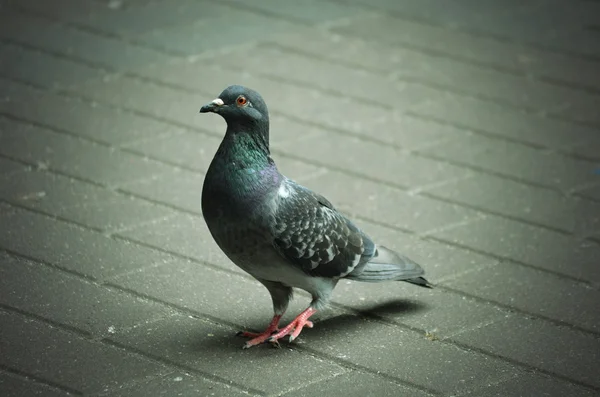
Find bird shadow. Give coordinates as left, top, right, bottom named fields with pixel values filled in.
left=312, top=298, right=428, bottom=336
left=352, top=298, right=427, bottom=318
left=189, top=298, right=428, bottom=353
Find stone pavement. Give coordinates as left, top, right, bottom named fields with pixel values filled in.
left=0, top=0, right=599, bottom=395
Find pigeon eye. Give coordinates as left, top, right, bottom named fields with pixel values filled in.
left=236, top=96, right=248, bottom=106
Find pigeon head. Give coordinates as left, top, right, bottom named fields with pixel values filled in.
left=200, top=85, right=269, bottom=127
left=200, top=85, right=272, bottom=157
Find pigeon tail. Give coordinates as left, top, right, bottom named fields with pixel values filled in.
left=346, top=246, right=432, bottom=288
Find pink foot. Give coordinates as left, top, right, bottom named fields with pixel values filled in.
left=237, top=315, right=281, bottom=349
left=268, top=307, right=317, bottom=346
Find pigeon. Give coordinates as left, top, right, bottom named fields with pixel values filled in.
left=200, top=85, right=431, bottom=349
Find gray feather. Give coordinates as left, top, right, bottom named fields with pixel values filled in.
left=346, top=245, right=429, bottom=286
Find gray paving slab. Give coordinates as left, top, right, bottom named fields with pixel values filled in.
left=0, top=117, right=177, bottom=187
left=106, top=313, right=347, bottom=395
left=332, top=281, right=508, bottom=338
left=0, top=42, right=106, bottom=89
left=277, top=23, right=600, bottom=92
left=274, top=127, right=469, bottom=189
left=0, top=252, right=174, bottom=337
left=0, top=370, right=73, bottom=397
left=417, top=132, right=599, bottom=192
left=281, top=370, right=433, bottom=397
left=0, top=310, right=170, bottom=395
left=297, top=315, right=522, bottom=395
left=0, top=204, right=175, bottom=280
left=450, top=314, right=600, bottom=389
left=430, top=215, right=600, bottom=284
left=444, top=260, right=600, bottom=333
left=423, top=171, right=600, bottom=235
left=0, top=10, right=170, bottom=72
left=0, top=168, right=175, bottom=231
left=302, top=169, right=481, bottom=233
left=458, top=372, right=598, bottom=397
left=1, top=0, right=599, bottom=395
left=0, top=79, right=183, bottom=147
left=94, top=371, right=251, bottom=397
left=353, top=219, right=496, bottom=281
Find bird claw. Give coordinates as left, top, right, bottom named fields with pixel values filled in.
left=267, top=338, right=281, bottom=348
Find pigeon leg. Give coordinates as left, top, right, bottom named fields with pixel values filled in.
left=237, top=314, right=281, bottom=341
left=268, top=306, right=317, bottom=345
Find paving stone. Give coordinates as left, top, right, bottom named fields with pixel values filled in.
left=302, top=170, right=480, bottom=233
left=240, top=42, right=600, bottom=124
left=417, top=132, right=598, bottom=191
left=342, top=0, right=532, bottom=31
left=123, top=130, right=220, bottom=172
left=424, top=172, right=600, bottom=235
left=0, top=252, right=174, bottom=336
left=95, top=371, right=250, bottom=397
left=333, top=280, right=508, bottom=338
left=9, top=0, right=210, bottom=37
left=0, top=42, right=104, bottom=89
left=139, top=10, right=297, bottom=56
left=114, top=213, right=239, bottom=273
left=0, top=310, right=169, bottom=394
left=0, top=204, right=174, bottom=280
left=0, top=370, right=73, bottom=397
left=408, top=93, right=596, bottom=150
left=282, top=370, right=431, bottom=397
left=0, top=169, right=175, bottom=231
left=119, top=168, right=203, bottom=214
left=206, top=46, right=441, bottom=113
left=445, top=260, right=600, bottom=333
left=299, top=315, right=520, bottom=395
left=567, top=138, right=600, bottom=163
left=0, top=79, right=181, bottom=146
left=450, top=314, right=600, bottom=389
left=0, top=10, right=168, bottom=72
left=458, top=371, right=598, bottom=397
left=331, top=14, right=600, bottom=90
left=431, top=215, right=600, bottom=284
left=227, top=0, right=365, bottom=24
left=574, top=183, right=600, bottom=202
left=0, top=117, right=176, bottom=187
left=71, top=75, right=205, bottom=130
left=268, top=155, right=327, bottom=183
left=336, top=1, right=600, bottom=57
left=107, top=313, right=347, bottom=395
left=275, top=128, right=469, bottom=188
left=274, top=27, right=600, bottom=93
left=0, top=156, right=27, bottom=175
left=349, top=219, right=496, bottom=281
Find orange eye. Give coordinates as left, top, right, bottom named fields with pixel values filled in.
left=236, top=95, right=247, bottom=106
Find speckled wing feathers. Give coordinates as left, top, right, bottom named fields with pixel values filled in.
left=271, top=180, right=376, bottom=278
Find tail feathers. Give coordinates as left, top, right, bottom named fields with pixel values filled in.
left=346, top=245, right=432, bottom=288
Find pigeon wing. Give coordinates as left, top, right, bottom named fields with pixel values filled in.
left=270, top=180, right=375, bottom=278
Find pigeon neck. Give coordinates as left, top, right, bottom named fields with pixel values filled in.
left=225, top=120, right=270, bottom=156
left=218, top=122, right=274, bottom=173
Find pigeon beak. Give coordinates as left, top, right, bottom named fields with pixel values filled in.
left=200, top=98, right=225, bottom=113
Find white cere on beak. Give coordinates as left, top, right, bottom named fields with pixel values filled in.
left=212, top=98, right=224, bottom=106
